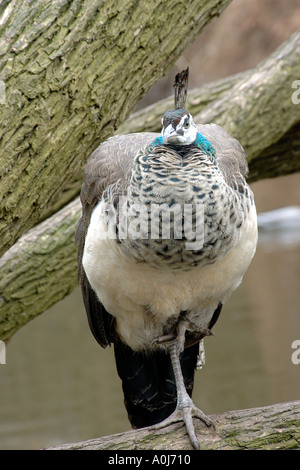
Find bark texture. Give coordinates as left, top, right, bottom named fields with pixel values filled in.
left=48, top=401, right=300, bottom=450
left=0, top=0, right=232, bottom=257
left=0, top=199, right=80, bottom=340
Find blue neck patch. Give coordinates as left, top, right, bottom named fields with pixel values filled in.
left=194, top=132, right=215, bottom=157
left=147, top=132, right=215, bottom=160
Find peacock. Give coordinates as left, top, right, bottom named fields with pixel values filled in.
left=75, top=68, right=258, bottom=450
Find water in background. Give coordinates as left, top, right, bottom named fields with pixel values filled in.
left=0, top=175, right=299, bottom=450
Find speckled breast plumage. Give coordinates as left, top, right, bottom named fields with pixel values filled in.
left=106, top=137, right=254, bottom=270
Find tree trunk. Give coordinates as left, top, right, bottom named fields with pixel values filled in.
left=47, top=401, right=300, bottom=450
left=0, top=30, right=300, bottom=341
left=0, top=0, right=232, bottom=257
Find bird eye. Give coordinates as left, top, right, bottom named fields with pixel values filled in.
left=183, top=119, right=190, bottom=129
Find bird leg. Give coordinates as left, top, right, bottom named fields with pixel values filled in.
left=153, top=317, right=213, bottom=352
left=151, top=320, right=215, bottom=450
left=150, top=341, right=215, bottom=450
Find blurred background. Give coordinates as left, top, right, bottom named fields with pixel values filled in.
left=0, top=0, right=299, bottom=449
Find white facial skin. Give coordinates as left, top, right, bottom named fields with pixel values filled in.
left=162, top=113, right=197, bottom=145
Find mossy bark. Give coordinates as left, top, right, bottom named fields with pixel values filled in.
left=0, top=0, right=232, bottom=257
left=0, top=199, right=80, bottom=341
left=48, top=401, right=300, bottom=450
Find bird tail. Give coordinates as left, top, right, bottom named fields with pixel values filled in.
left=113, top=340, right=199, bottom=428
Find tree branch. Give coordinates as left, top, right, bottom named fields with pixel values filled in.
left=248, top=121, right=300, bottom=183
left=47, top=401, right=300, bottom=450
left=117, top=70, right=249, bottom=135
left=0, top=199, right=79, bottom=341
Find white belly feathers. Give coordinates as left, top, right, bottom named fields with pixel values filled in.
left=82, top=200, right=257, bottom=351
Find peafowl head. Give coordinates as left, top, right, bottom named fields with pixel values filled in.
left=161, top=67, right=197, bottom=146
left=161, top=108, right=197, bottom=145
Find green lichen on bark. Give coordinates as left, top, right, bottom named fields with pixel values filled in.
left=0, top=199, right=80, bottom=340
left=48, top=401, right=300, bottom=450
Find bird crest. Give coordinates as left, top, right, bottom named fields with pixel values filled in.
left=173, top=67, right=189, bottom=109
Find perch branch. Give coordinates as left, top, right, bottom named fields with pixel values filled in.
left=47, top=401, right=300, bottom=450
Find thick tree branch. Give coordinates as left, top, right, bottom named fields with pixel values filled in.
left=0, top=0, right=232, bottom=257
left=0, top=199, right=79, bottom=341
left=248, top=121, right=300, bottom=183
left=117, top=71, right=249, bottom=135
left=48, top=401, right=300, bottom=450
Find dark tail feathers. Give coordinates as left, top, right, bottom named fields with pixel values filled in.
left=114, top=341, right=199, bottom=428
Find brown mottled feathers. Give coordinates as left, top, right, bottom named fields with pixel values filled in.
left=75, top=126, right=248, bottom=347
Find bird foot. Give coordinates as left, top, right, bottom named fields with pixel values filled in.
left=150, top=398, right=215, bottom=450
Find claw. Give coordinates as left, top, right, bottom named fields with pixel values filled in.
left=150, top=399, right=215, bottom=450
left=152, top=332, right=177, bottom=345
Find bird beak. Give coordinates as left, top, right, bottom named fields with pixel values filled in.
left=162, top=124, right=184, bottom=144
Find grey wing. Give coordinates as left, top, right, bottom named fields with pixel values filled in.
left=75, top=132, right=159, bottom=347
left=197, top=123, right=248, bottom=187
